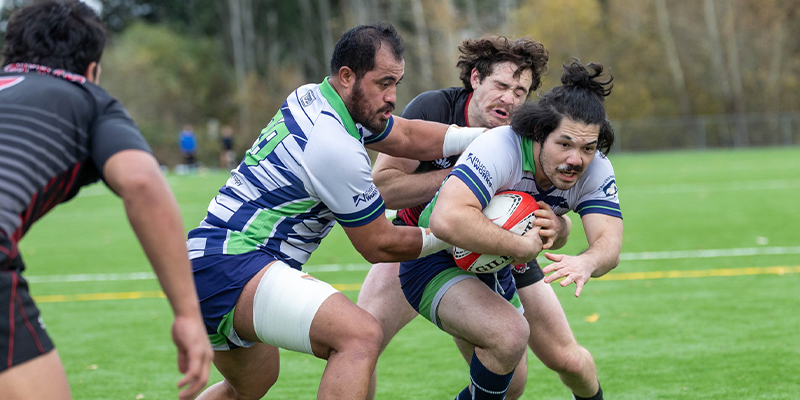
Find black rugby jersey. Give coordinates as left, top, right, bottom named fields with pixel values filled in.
left=0, top=63, right=150, bottom=271
left=397, top=87, right=470, bottom=226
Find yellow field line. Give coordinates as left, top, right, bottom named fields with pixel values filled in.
left=596, top=265, right=800, bottom=281
left=33, top=266, right=800, bottom=303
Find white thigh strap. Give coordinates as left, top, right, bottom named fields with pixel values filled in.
left=252, top=262, right=338, bottom=354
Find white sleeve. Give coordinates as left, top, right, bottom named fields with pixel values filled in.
left=303, top=127, right=386, bottom=228
left=448, top=127, right=519, bottom=209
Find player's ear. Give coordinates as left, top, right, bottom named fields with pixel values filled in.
left=338, top=66, right=356, bottom=89
left=470, top=68, right=481, bottom=90
left=84, top=62, right=101, bottom=84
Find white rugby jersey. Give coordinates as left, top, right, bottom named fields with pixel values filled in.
left=187, top=78, right=391, bottom=269
left=419, top=125, right=621, bottom=227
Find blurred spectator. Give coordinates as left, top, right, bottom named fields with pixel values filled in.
left=178, top=124, right=197, bottom=170
left=220, top=125, right=236, bottom=170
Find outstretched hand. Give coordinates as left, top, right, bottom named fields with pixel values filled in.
left=173, top=315, right=214, bottom=400
left=542, top=252, right=594, bottom=297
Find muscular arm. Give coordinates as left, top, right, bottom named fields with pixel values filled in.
left=103, top=149, right=212, bottom=400
left=366, top=117, right=482, bottom=161
left=372, top=152, right=451, bottom=210
left=542, top=213, right=623, bottom=297
left=428, top=177, right=542, bottom=264
left=342, top=214, right=447, bottom=263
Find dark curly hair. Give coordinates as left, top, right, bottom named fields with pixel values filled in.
left=511, top=60, right=615, bottom=155
left=2, top=0, right=106, bottom=75
left=330, top=22, right=404, bottom=79
left=457, top=35, right=549, bottom=96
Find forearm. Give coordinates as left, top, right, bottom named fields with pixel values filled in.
left=372, top=118, right=483, bottom=161
left=578, top=235, right=622, bottom=278
left=430, top=205, right=532, bottom=260
left=375, top=168, right=451, bottom=210
left=123, top=178, right=202, bottom=318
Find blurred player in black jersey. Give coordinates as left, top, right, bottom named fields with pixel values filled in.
left=0, top=2, right=212, bottom=399
left=358, top=36, right=605, bottom=400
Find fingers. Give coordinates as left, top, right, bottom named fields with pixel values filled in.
left=177, top=345, right=212, bottom=400
left=574, top=281, right=584, bottom=297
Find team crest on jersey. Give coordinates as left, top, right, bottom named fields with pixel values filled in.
left=465, top=153, right=493, bottom=188
left=353, top=184, right=380, bottom=207
left=0, top=76, right=24, bottom=91
left=432, top=158, right=452, bottom=169
left=601, top=177, right=618, bottom=197
left=300, top=90, right=316, bottom=107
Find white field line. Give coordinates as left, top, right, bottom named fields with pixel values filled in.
left=624, top=179, right=800, bottom=195
left=25, top=246, right=800, bottom=283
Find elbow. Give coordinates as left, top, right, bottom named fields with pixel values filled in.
left=428, top=210, right=456, bottom=244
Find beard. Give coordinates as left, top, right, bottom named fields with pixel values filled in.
left=348, top=80, right=394, bottom=133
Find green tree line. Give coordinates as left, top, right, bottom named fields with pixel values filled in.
left=2, top=0, right=798, bottom=164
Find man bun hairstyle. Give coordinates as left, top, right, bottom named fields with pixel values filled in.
left=2, top=0, right=106, bottom=75
left=330, top=22, right=404, bottom=79
left=511, top=59, right=615, bottom=155
left=457, top=35, right=549, bottom=96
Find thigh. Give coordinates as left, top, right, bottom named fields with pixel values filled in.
left=357, top=262, right=417, bottom=344
left=518, top=280, right=579, bottom=358
left=437, top=277, right=524, bottom=348
left=235, top=261, right=339, bottom=355
left=0, top=349, right=70, bottom=400
left=212, top=343, right=281, bottom=399
left=309, top=292, right=382, bottom=359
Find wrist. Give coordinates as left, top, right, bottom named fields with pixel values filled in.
left=442, top=125, right=485, bottom=157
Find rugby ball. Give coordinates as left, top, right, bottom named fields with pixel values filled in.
left=453, top=191, right=538, bottom=274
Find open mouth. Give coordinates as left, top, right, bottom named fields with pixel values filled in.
left=491, top=108, right=509, bottom=119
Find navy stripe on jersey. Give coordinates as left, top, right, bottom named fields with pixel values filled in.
left=334, top=197, right=387, bottom=228
left=574, top=199, right=622, bottom=218
left=450, top=165, right=491, bottom=208
left=363, top=116, right=394, bottom=145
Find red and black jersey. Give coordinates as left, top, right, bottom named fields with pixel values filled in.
left=396, top=87, right=471, bottom=226
left=0, top=63, right=151, bottom=271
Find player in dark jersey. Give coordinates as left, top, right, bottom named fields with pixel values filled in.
left=358, top=36, right=604, bottom=400
left=0, top=2, right=212, bottom=399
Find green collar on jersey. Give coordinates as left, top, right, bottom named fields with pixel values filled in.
left=319, top=77, right=361, bottom=141
left=521, top=136, right=536, bottom=174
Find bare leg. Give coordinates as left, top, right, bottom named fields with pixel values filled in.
left=438, top=278, right=528, bottom=375
left=357, top=262, right=419, bottom=399
left=224, top=263, right=382, bottom=400
left=519, top=280, right=599, bottom=397
left=0, top=350, right=71, bottom=400
left=196, top=344, right=280, bottom=400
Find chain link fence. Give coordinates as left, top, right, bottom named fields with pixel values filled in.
left=611, top=112, right=800, bottom=152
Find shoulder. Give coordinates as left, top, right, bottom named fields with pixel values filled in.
left=401, top=87, right=466, bottom=122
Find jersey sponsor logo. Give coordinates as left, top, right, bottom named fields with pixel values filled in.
left=353, top=184, right=380, bottom=207
left=0, top=76, right=24, bottom=91
left=465, top=153, right=493, bottom=188
left=300, top=90, right=316, bottom=107
left=432, top=157, right=452, bottom=169
left=601, top=177, right=618, bottom=197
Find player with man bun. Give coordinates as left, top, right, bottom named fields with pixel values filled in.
left=397, top=60, right=623, bottom=400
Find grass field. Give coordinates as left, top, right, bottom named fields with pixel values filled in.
left=18, top=146, right=800, bottom=399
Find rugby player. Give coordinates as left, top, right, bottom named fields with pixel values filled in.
left=0, top=2, right=212, bottom=399
left=359, top=36, right=608, bottom=400
left=187, top=23, right=484, bottom=400
left=397, top=60, right=622, bottom=400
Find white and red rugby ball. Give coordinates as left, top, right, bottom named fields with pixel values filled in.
left=453, top=191, right=538, bottom=274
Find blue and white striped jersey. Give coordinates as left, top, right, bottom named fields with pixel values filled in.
left=187, top=78, right=392, bottom=269
left=419, top=125, right=621, bottom=227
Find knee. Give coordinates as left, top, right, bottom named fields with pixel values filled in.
left=543, top=344, right=594, bottom=376
left=339, top=315, right=384, bottom=359
left=489, top=318, right=529, bottom=370
left=213, top=379, right=274, bottom=400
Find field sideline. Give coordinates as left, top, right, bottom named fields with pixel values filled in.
left=18, top=147, right=800, bottom=399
